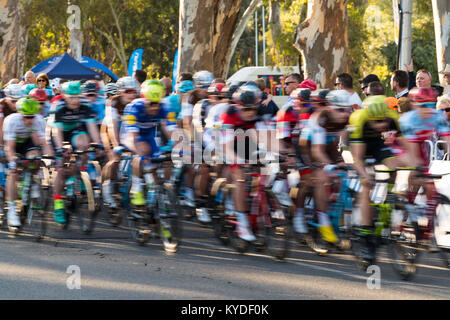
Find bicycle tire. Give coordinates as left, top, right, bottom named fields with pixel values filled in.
left=157, top=184, right=182, bottom=253
left=387, top=210, right=420, bottom=280
left=27, top=177, right=49, bottom=242
left=263, top=190, right=290, bottom=261
left=210, top=179, right=231, bottom=246
left=76, top=171, right=96, bottom=234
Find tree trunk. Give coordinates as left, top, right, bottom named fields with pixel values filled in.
left=269, top=0, right=282, bottom=59
left=0, top=0, right=27, bottom=82
left=178, top=0, right=243, bottom=79
left=432, top=0, right=450, bottom=86
left=294, top=0, right=349, bottom=88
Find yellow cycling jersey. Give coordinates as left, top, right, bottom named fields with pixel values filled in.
left=348, top=107, right=401, bottom=142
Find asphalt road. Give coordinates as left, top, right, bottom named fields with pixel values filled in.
left=0, top=209, right=449, bottom=301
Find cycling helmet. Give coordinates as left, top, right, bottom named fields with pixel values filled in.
left=299, top=79, right=317, bottom=91
left=105, top=82, right=119, bottom=97
left=311, top=89, right=330, bottom=104
left=290, top=88, right=312, bottom=102
left=193, top=70, right=214, bottom=88
left=22, top=84, right=38, bottom=96
left=4, top=84, right=23, bottom=99
left=232, top=85, right=262, bottom=108
left=223, top=84, right=239, bottom=100
left=116, top=76, right=138, bottom=92
left=385, top=97, right=399, bottom=111
left=141, top=80, right=165, bottom=102
left=326, top=90, right=352, bottom=107
left=176, top=80, right=195, bottom=93
left=62, top=81, right=82, bottom=95
left=363, top=95, right=390, bottom=120
left=82, top=80, right=100, bottom=94
left=28, top=88, right=49, bottom=102
left=16, top=97, right=41, bottom=115
left=408, top=87, right=438, bottom=103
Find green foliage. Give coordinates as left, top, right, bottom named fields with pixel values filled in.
left=22, top=0, right=178, bottom=80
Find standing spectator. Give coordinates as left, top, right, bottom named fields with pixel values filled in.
left=390, top=70, right=410, bottom=98
left=359, top=74, right=380, bottom=97
left=439, top=64, right=450, bottom=97
left=282, top=73, right=302, bottom=108
left=132, top=69, right=147, bottom=90
left=437, top=96, right=450, bottom=124
left=415, top=69, right=433, bottom=88
left=159, top=77, right=172, bottom=97
left=366, top=81, right=385, bottom=96
left=335, top=73, right=362, bottom=109
left=397, top=97, right=412, bottom=114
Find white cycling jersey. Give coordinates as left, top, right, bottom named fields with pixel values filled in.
left=3, top=113, right=46, bottom=142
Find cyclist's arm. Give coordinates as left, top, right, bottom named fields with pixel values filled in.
left=86, top=122, right=101, bottom=145
left=4, top=139, right=16, bottom=163
left=350, top=142, right=370, bottom=181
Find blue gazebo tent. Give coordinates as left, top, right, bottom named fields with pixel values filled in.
left=31, top=53, right=102, bottom=80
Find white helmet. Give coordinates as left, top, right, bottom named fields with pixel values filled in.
left=105, top=82, right=119, bottom=97
left=193, top=70, right=214, bottom=88
left=325, top=90, right=352, bottom=107
left=4, top=84, right=24, bottom=99
left=117, top=77, right=138, bottom=91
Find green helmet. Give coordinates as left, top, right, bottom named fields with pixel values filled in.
left=17, top=97, right=41, bottom=115
left=141, top=80, right=164, bottom=102
left=363, top=95, right=389, bottom=120
left=62, top=81, right=82, bottom=95
left=22, top=84, right=38, bottom=96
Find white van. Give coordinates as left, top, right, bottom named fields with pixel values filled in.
left=226, top=66, right=301, bottom=107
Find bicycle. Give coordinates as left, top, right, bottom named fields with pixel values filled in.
left=59, top=143, right=103, bottom=234
left=211, top=159, right=290, bottom=261
left=127, top=155, right=182, bottom=253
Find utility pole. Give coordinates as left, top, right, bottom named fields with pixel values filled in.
left=255, top=10, right=259, bottom=67
left=398, top=0, right=412, bottom=71
left=262, top=5, right=266, bottom=67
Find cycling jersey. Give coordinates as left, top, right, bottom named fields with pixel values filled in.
left=3, top=113, right=46, bottom=144
left=163, top=94, right=182, bottom=131
left=53, top=103, right=97, bottom=132
left=276, top=104, right=300, bottom=142
left=348, top=108, right=401, bottom=163
left=399, top=109, right=450, bottom=165
left=121, top=98, right=169, bottom=158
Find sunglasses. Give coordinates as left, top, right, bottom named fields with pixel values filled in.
left=23, top=115, right=35, bottom=119
left=10, top=99, right=18, bottom=103
left=37, top=79, right=47, bottom=83
left=335, top=107, right=351, bottom=113
left=86, top=93, right=97, bottom=98
left=123, top=89, right=137, bottom=94
left=285, top=81, right=298, bottom=85
left=334, top=83, right=341, bottom=86
left=149, top=102, right=160, bottom=106
left=370, top=119, right=387, bottom=124
left=443, top=108, right=450, bottom=112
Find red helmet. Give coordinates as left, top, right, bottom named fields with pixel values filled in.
left=207, top=83, right=227, bottom=96
left=28, top=88, right=49, bottom=102
left=299, top=79, right=317, bottom=91
left=408, top=87, right=438, bottom=103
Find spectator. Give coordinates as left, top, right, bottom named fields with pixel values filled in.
left=335, top=73, right=362, bottom=109
left=397, top=97, right=412, bottom=113
left=178, top=72, right=194, bottom=82
left=359, top=74, right=380, bottom=97
left=439, top=64, right=450, bottom=97
left=282, top=73, right=302, bottom=108
left=36, top=73, right=53, bottom=99
left=255, top=78, right=279, bottom=119
left=385, top=97, right=399, bottom=112
left=133, top=69, right=147, bottom=89
left=367, top=81, right=385, bottom=96
left=159, top=77, right=172, bottom=97
left=415, top=69, right=432, bottom=88
left=23, top=71, right=36, bottom=85
left=437, top=96, right=450, bottom=124
left=391, top=70, right=410, bottom=98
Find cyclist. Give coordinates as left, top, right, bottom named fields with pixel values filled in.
left=82, top=80, right=106, bottom=125
left=3, top=98, right=53, bottom=227
left=399, top=87, right=450, bottom=246
left=51, top=81, right=103, bottom=224
left=101, top=76, right=139, bottom=210
left=348, top=94, right=413, bottom=262
left=121, top=80, right=170, bottom=206
left=299, top=90, right=353, bottom=244
left=220, top=85, right=265, bottom=241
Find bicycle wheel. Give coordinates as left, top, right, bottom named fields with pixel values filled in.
left=210, top=179, right=231, bottom=246
left=263, top=191, right=290, bottom=261
left=387, top=207, right=420, bottom=280
left=157, top=184, right=182, bottom=253
left=127, top=207, right=151, bottom=245
left=76, top=171, right=96, bottom=234
left=27, top=180, right=50, bottom=242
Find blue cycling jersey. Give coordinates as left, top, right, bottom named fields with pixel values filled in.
left=123, top=98, right=169, bottom=136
